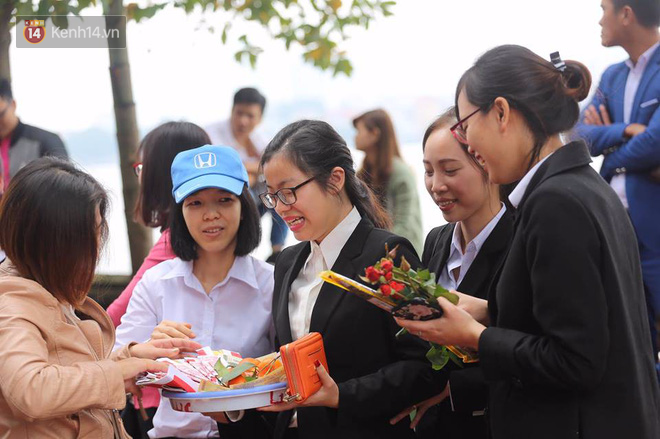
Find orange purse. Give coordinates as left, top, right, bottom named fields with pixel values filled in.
left=279, top=332, right=329, bottom=403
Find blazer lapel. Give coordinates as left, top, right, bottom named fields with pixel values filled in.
left=631, top=47, right=660, bottom=122
left=457, top=210, right=514, bottom=300
left=309, top=219, right=372, bottom=335
left=274, top=243, right=310, bottom=345
left=429, top=225, right=454, bottom=278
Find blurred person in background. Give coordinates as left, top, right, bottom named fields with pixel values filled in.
left=575, top=0, right=660, bottom=375
left=353, top=109, right=423, bottom=253
left=207, top=87, right=288, bottom=262
left=0, top=79, right=68, bottom=191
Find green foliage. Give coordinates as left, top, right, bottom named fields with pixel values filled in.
left=9, top=0, right=393, bottom=76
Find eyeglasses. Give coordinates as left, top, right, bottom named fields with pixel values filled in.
left=132, top=162, right=143, bottom=177
left=259, top=177, right=314, bottom=209
left=450, top=108, right=481, bottom=144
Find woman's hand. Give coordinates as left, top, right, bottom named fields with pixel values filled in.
left=396, top=297, right=486, bottom=349
left=129, top=338, right=202, bottom=360
left=117, top=358, right=168, bottom=395
left=151, top=320, right=196, bottom=340
left=258, top=364, right=339, bottom=412
left=453, top=291, right=490, bottom=325
left=390, top=383, right=450, bottom=428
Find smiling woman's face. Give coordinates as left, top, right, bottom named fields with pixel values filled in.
left=423, top=126, right=492, bottom=224
left=262, top=153, right=345, bottom=244
left=182, top=187, right=240, bottom=258
left=456, top=89, right=530, bottom=184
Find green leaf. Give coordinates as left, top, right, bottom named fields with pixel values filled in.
left=214, top=359, right=231, bottom=379
left=417, top=269, right=431, bottom=281
left=426, top=344, right=449, bottom=370
left=437, top=289, right=459, bottom=305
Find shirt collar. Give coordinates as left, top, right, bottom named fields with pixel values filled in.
left=625, top=41, right=660, bottom=70
left=450, top=203, right=507, bottom=256
left=316, top=206, right=362, bottom=270
left=508, top=153, right=554, bottom=209
left=162, top=256, right=260, bottom=290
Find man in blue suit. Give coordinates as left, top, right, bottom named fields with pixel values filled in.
left=576, top=0, right=660, bottom=371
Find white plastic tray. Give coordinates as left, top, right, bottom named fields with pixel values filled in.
left=162, top=382, right=288, bottom=412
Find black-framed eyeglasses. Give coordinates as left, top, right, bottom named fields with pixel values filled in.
left=132, top=162, right=143, bottom=177
left=259, top=177, right=314, bottom=209
left=450, top=108, right=481, bottom=144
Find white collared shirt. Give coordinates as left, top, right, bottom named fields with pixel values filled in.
left=288, top=206, right=361, bottom=341
left=114, top=255, right=274, bottom=439
left=508, top=153, right=554, bottom=209
left=438, top=204, right=507, bottom=291
left=611, top=41, right=660, bottom=209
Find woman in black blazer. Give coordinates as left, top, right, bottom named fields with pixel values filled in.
left=391, top=109, right=513, bottom=439
left=256, top=120, right=438, bottom=439
left=397, top=45, right=660, bottom=439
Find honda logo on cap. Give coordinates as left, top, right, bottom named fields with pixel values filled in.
left=194, top=152, right=217, bottom=169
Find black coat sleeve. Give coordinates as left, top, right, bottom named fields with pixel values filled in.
left=336, top=235, right=440, bottom=421
left=479, top=189, right=608, bottom=391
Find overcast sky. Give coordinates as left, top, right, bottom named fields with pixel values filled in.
left=10, top=0, right=627, bottom=136
left=8, top=0, right=625, bottom=273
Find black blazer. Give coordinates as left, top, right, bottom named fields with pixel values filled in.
left=271, top=218, right=438, bottom=439
left=479, top=141, right=660, bottom=439
left=415, top=211, right=514, bottom=439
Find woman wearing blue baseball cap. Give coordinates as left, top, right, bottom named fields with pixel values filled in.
left=115, top=145, right=275, bottom=438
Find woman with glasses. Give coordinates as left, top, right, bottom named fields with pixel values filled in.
left=390, top=108, right=514, bottom=439
left=106, top=122, right=211, bottom=438
left=396, top=45, right=660, bottom=439
left=256, top=120, right=437, bottom=439
left=353, top=109, right=423, bottom=253
left=115, top=145, right=274, bottom=438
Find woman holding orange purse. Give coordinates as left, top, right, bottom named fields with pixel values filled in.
left=257, top=120, right=438, bottom=439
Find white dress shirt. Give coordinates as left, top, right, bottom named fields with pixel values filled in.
left=114, top=255, right=274, bottom=439
left=508, top=153, right=554, bottom=209
left=287, top=206, right=361, bottom=427
left=437, top=204, right=507, bottom=291
left=611, top=41, right=660, bottom=209
left=289, top=206, right=361, bottom=341
left=205, top=119, right=266, bottom=163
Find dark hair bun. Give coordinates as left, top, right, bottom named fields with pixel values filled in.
left=562, top=60, right=592, bottom=102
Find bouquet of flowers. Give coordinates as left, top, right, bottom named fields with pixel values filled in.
left=324, top=245, right=477, bottom=370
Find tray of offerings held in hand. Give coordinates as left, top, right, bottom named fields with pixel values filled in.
left=163, top=382, right=288, bottom=412
left=136, top=347, right=288, bottom=412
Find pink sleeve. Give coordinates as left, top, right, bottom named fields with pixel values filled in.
left=106, top=230, right=176, bottom=327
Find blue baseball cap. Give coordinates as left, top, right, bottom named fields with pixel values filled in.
left=171, top=145, right=249, bottom=203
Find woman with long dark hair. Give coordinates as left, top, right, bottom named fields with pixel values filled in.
left=257, top=120, right=437, bottom=438
left=354, top=109, right=423, bottom=252
left=396, top=45, right=660, bottom=438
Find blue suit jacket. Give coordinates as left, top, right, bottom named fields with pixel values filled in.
left=575, top=49, right=660, bottom=309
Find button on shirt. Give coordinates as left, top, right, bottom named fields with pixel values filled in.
left=611, top=41, right=660, bottom=209
left=437, top=204, right=507, bottom=291
left=114, top=255, right=274, bottom=439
